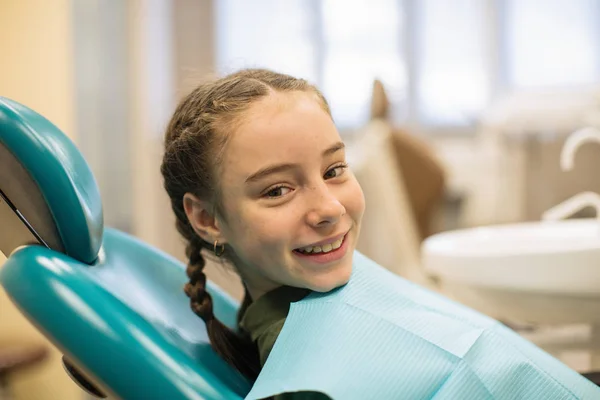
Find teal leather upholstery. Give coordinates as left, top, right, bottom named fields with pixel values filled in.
left=0, top=97, right=250, bottom=399
left=0, top=97, right=103, bottom=264
left=2, top=230, right=250, bottom=399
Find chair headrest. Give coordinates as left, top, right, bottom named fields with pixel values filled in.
left=0, top=97, right=103, bottom=264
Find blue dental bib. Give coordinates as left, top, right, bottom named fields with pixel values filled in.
left=247, top=252, right=599, bottom=399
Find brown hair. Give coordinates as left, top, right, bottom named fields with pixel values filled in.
left=160, top=69, right=330, bottom=380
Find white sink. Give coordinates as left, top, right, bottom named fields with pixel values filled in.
left=423, top=128, right=600, bottom=369
left=422, top=218, right=600, bottom=325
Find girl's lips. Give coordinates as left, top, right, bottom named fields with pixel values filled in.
left=292, top=233, right=349, bottom=264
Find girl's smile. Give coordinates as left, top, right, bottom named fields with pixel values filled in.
left=292, top=231, right=351, bottom=265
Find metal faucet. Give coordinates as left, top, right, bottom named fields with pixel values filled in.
left=560, top=126, right=600, bottom=171
left=543, top=127, right=600, bottom=222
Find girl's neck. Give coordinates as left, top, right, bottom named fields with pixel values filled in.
left=243, top=279, right=281, bottom=302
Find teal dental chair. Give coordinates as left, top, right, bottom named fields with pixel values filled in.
left=0, top=97, right=251, bottom=399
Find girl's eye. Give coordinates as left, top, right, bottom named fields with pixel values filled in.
left=324, top=163, right=348, bottom=180
left=263, top=185, right=292, bottom=199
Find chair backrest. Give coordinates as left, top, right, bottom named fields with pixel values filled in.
left=0, top=97, right=250, bottom=399
left=369, top=79, right=446, bottom=240
left=349, top=120, right=432, bottom=288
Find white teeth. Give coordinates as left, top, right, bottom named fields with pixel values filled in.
left=332, top=238, right=343, bottom=249
left=297, top=236, right=344, bottom=254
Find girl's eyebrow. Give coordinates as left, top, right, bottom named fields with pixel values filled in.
left=245, top=142, right=345, bottom=184
left=245, top=163, right=296, bottom=183
left=323, top=141, right=345, bottom=156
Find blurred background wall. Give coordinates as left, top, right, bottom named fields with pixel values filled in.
left=0, top=1, right=82, bottom=399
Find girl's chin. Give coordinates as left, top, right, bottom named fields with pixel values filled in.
left=305, top=269, right=352, bottom=293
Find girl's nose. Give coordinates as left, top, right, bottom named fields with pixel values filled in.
left=305, top=185, right=346, bottom=228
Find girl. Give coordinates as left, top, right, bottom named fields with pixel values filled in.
left=161, top=69, right=362, bottom=380
left=160, top=69, right=598, bottom=399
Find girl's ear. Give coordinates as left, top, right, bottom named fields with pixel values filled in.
left=183, top=193, right=225, bottom=244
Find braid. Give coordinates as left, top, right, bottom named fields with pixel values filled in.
left=183, top=235, right=261, bottom=380
left=183, top=236, right=212, bottom=321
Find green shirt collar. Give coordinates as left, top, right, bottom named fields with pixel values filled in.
left=239, top=285, right=311, bottom=341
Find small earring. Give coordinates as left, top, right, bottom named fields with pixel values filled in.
left=213, top=240, right=225, bottom=257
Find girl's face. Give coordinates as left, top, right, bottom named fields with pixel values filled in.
left=216, top=91, right=365, bottom=299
